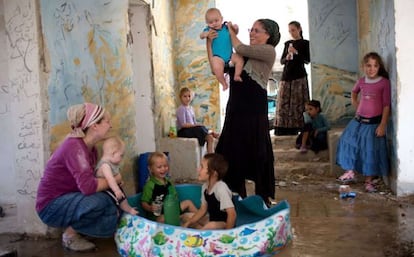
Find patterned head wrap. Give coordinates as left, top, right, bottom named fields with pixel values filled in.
left=258, top=19, right=281, bottom=47
left=67, top=103, right=106, bottom=138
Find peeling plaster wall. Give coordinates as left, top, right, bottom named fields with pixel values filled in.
left=172, top=0, right=220, bottom=132
left=357, top=0, right=398, bottom=193
left=40, top=0, right=138, bottom=196
left=2, top=0, right=46, bottom=234
left=311, top=64, right=358, bottom=125
left=150, top=1, right=177, bottom=140
left=308, top=0, right=359, bottom=127
left=150, top=0, right=219, bottom=139
left=394, top=0, right=414, bottom=196
left=1, top=0, right=413, bottom=236
left=129, top=3, right=156, bottom=156
left=0, top=0, right=15, bottom=205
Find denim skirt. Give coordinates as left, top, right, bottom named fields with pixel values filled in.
left=336, top=119, right=389, bottom=176
left=38, top=192, right=118, bottom=237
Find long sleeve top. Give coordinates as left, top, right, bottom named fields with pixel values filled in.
left=36, top=137, right=98, bottom=212
left=176, top=104, right=196, bottom=130
left=353, top=76, right=391, bottom=118
left=235, top=43, right=276, bottom=89
left=304, top=112, right=330, bottom=133
left=280, top=39, right=310, bottom=81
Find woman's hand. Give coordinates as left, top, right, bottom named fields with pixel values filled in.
left=288, top=44, right=297, bottom=54
left=226, top=21, right=242, bottom=48
left=226, top=22, right=237, bottom=35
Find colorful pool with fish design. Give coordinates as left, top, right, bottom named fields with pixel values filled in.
left=115, top=184, right=292, bottom=256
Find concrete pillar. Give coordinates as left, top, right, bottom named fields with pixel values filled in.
left=4, top=0, right=47, bottom=234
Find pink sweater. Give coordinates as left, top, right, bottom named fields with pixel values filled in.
left=36, top=137, right=98, bottom=212
left=353, top=76, right=391, bottom=118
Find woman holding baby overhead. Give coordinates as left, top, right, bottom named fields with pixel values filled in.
left=214, top=18, right=280, bottom=206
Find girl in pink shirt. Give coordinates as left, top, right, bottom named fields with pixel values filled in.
left=336, top=52, right=391, bottom=193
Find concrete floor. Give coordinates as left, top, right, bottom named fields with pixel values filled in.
left=1, top=135, right=414, bottom=257
left=1, top=177, right=413, bottom=257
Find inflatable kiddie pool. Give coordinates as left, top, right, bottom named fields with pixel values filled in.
left=115, top=184, right=292, bottom=257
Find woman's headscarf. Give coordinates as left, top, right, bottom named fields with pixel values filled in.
left=258, top=19, right=281, bottom=47
left=67, top=103, right=105, bottom=138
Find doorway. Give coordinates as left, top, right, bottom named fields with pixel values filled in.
left=215, top=0, right=310, bottom=130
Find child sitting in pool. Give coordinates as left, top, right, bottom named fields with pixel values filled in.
left=141, top=152, right=197, bottom=222
left=183, top=153, right=236, bottom=229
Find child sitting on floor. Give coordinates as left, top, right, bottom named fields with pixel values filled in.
left=295, top=100, right=330, bottom=153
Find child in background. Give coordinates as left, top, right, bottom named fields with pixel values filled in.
left=295, top=100, right=330, bottom=153
left=200, top=7, right=244, bottom=90
left=336, top=52, right=391, bottom=193
left=183, top=153, right=236, bottom=230
left=95, top=136, right=138, bottom=215
left=176, top=87, right=219, bottom=153
left=141, top=152, right=197, bottom=222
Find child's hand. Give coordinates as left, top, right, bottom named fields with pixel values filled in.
left=182, top=220, right=191, bottom=228
left=207, top=29, right=218, bottom=40
left=128, top=208, right=139, bottom=215
left=376, top=124, right=386, bottom=137
left=200, top=31, right=209, bottom=39
left=114, top=190, right=125, bottom=200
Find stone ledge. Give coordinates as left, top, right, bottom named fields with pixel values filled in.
left=159, top=137, right=205, bottom=181
left=328, top=128, right=344, bottom=176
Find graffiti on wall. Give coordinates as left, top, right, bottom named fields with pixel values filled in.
left=3, top=0, right=43, bottom=199
left=309, top=0, right=358, bottom=72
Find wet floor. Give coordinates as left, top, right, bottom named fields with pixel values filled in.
left=1, top=174, right=413, bottom=257
left=1, top=133, right=414, bottom=256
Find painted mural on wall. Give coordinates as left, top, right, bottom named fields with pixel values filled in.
left=173, top=0, right=220, bottom=132
left=312, top=64, right=358, bottom=126
left=40, top=0, right=137, bottom=192
left=150, top=0, right=178, bottom=138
